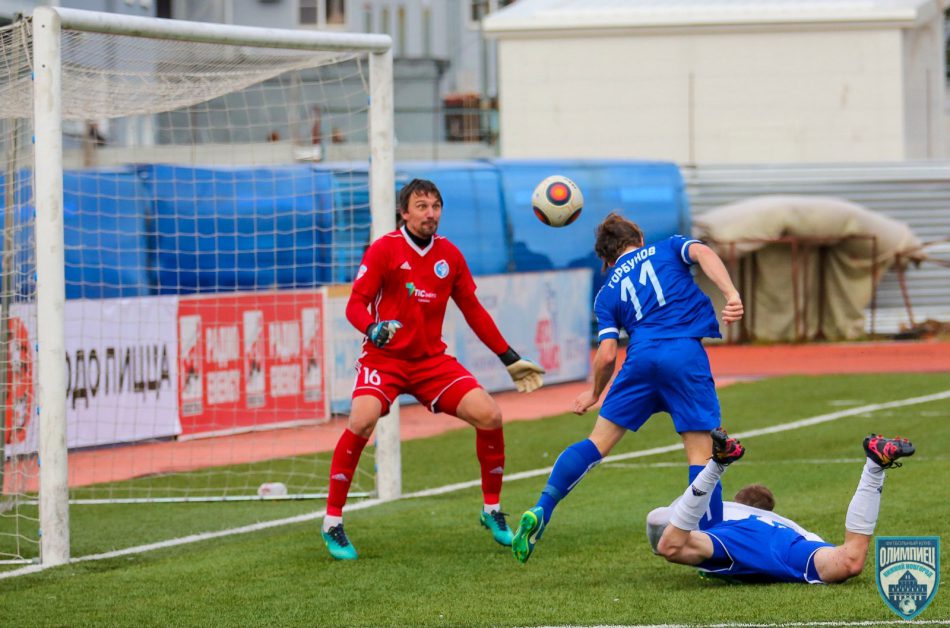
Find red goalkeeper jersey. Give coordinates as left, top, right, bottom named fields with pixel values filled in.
left=346, top=226, right=509, bottom=360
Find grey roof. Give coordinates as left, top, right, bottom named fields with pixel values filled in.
left=483, top=0, right=938, bottom=34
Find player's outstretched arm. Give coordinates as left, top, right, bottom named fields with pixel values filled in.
left=452, top=286, right=544, bottom=392
left=573, top=338, right=617, bottom=415
left=689, top=243, right=743, bottom=325
left=498, top=347, right=545, bottom=393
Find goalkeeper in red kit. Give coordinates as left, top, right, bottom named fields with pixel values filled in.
left=321, top=178, right=545, bottom=560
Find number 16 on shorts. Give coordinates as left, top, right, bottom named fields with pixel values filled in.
left=360, top=367, right=381, bottom=386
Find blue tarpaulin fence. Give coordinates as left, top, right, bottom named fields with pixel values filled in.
left=148, top=164, right=336, bottom=294
left=1, top=159, right=689, bottom=300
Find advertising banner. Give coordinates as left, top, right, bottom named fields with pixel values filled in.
left=326, top=269, right=592, bottom=413
left=5, top=296, right=181, bottom=457
left=3, top=306, right=36, bottom=453
left=177, top=289, right=329, bottom=436
left=445, top=268, right=592, bottom=393
left=3, top=305, right=37, bottom=458
left=326, top=285, right=364, bottom=413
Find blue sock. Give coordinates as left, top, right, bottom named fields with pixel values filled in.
left=690, top=464, right=723, bottom=530
left=535, top=439, right=602, bottom=524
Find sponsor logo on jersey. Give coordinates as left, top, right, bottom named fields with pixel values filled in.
left=434, top=259, right=449, bottom=278
left=400, top=261, right=411, bottom=270
left=691, top=487, right=707, bottom=497
left=876, top=536, right=940, bottom=621
left=405, top=281, right=437, bottom=303
left=356, top=264, right=368, bottom=280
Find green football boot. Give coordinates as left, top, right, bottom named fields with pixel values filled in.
left=480, top=510, right=513, bottom=546
left=511, top=506, right=546, bottom=564
left=322, top=523, right=358, bottom=560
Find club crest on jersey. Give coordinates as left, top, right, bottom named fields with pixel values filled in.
left=876, top=537, right=940, bottom=621
left=434, top=259, right=449, bottom=279
left=356, top=264, right=368, bottom=280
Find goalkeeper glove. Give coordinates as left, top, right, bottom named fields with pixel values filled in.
left=498, top=347, right=545, bottom=393
left=366, top=320, right=403, bottom=348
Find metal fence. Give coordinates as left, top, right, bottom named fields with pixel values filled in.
left=684, top=162, right=950, bottom=335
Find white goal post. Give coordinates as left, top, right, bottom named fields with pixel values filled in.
left=20, top=7, right=398, bottom=567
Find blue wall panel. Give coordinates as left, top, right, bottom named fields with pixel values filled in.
left=319, top=161, right=509, bottom=284
left=0, top=170, right=38, bottom=300
left=395, top=161, right=509, bottom=276
left=18, top=160, right=686, bottom=303
left=147, top=165, right=334, bottom=294
left=493, top=159, right=689, bottom=297
left=63, top=169, right=154, bottom=299
left=316, top=166, right=372, bottom=284
left=0, top=168, right=153, bottom=299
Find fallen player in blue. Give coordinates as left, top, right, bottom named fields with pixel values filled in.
left=653, top=430, right=914, bottom=584
left=645, top=483, right=828, bottom=561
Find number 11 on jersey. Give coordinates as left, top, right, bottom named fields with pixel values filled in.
left=620, top=260, right=666, bottom=320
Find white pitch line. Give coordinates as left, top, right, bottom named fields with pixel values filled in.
left=541, top=622, right=950, bottom=628
left=602, top=458, right=869, bottom=470
left=1, top=388, right=947, bottom=581
left=729, top=389, right=950, bottom=441
left=604, top=455, right=950, bottom=470
left=591, top=389, right=950, bottom=469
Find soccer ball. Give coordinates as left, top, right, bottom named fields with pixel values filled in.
left=899, top=597, right=917, bottom=615
left=532, top=175, right=583, bottom=227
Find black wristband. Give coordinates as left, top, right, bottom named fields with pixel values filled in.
left=497, top=347, right=520, bottom=367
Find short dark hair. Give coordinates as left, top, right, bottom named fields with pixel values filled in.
left=734, top=484, right=775, bottom=511
left=594, top=212, right=645, bottom=271
left=398, top=178, right=442, bottom=216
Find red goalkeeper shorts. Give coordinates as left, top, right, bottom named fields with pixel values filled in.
left=352, top=353, right=481, bottom=416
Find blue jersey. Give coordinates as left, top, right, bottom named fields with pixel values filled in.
left=701, top=517, right=833, bottom=584
left=594, top=235, right=720, bottom=343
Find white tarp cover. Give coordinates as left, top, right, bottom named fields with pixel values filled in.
left=692, top=195, right=922, bottom=341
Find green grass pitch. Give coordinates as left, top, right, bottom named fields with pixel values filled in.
left=0, top=372, right=948, bottom=627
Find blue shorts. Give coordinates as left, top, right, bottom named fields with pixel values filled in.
left=599, top=337, right=720, bottom=433
left=700, top=518, right=833, bottom=584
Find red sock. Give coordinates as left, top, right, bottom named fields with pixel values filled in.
left=326, top=428, right=369, bottom=517
left=475, top=427, right=505, bottom=505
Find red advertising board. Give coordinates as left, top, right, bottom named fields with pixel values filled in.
left=4, top=316, right=33, bottom=446
left=177, top=289, right=328, bottom=436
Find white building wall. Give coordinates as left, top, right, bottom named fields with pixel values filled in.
left=691, top=29, right=906, bottom=163
left=497, top=27, right=920, bottom=164
left=901, top=16, right=945, bottom=159
left=498, top=36, right=689, bottom=161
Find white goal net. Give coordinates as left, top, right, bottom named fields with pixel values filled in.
left=0, top=8, right=394, bottom=566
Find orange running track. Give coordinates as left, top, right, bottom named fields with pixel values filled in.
left=7, top=340, right=950, bottom=490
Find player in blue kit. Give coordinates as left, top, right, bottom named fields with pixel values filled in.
left=512, top=212, right=744, bottom=563
left=644, top=483, right=827, bottom=561
left=654, top=430, right=915, bottom=584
